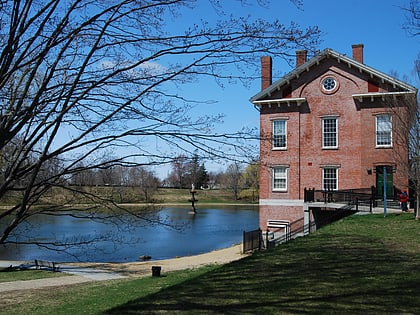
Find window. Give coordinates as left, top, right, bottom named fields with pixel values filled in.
left=272, top=167, right=287, bottom=191
left=322, top=77, right=336, bottom=91
left=322, top=167, right=338, bottom=190
left=320, top=76, right=339, bottom=94
left=272, top=120, right=287, bottom=149
left=376, top=114, right=392, bottom=147
left=322, top=117, right=338, bottom=148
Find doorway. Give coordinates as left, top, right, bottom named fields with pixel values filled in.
left=375, top=166, right=393, bottom=199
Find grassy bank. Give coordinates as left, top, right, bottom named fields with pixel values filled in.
left=0, top=188, right=255, bottom=207
left=2, top=213, right=419, bottom=314
left=0, top=269, right=71, bottom=283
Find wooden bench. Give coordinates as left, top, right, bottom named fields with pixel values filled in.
left=35, top=259, right=59, bottom=272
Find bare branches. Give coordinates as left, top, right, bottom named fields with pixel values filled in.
left=403, top=0, right=420, bottom=38
left=0, top=0, right=320, bottom=246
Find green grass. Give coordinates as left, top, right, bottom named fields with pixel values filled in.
left=0, top=268, right=71, bottom=283
left=2, top=213, right=420, bottom=314
left=1, top=188, right=255, bottom=208
left=2, top=266, right=217, bottom=315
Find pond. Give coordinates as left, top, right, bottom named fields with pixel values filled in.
left=0, top=205, right=259, bottom=263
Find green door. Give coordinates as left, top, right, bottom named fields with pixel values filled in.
left=376, top=166, right=393, bottom=199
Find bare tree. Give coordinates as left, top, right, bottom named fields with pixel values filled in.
left=408, top=95, right=420, bottom=219
left=386, top=84, right=419, bottom=219
left=403, top=0, right=420, bottom=37
left=129, top=166, right=160, bottom=202
left=0, top=0, right=321, bottom=247
left=166, top=155, right=188, bottom=188
left=223, top=162, right=243, bottom=200
left=239, top=159, right=259, bottom=202
left=401, top=0, right=420, bottom=219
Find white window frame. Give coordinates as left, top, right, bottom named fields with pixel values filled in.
left=376, top=114, right=392, bottom=147
left=272, top=119, right=287, bottom=150
left=322, top=77, right=336, bottom=91
left=272, top=167, right=288, bottom=191
left=322, top=117, right=338, bottom=149
left=322, top=167, right=338, bottom=191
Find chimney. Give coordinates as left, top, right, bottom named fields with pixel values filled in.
left=352, top=44, right=364, bottom=63
left=296, top=50, right=307, bottom=68
left=261, top=56, right=272, bottom=90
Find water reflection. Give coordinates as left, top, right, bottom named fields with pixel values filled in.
left=0, top=205, right=258, bottom=263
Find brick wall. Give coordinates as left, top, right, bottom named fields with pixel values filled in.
left=258, top=56, right=409, bottom=228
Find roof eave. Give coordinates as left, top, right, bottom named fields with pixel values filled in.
left=352, top=91, right=417, bottom=102
left=252, top=97, right=307, bottom=108
left=250, top=49, right=418, bottom=103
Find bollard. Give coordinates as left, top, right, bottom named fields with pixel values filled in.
left=152, top=266, right=161, bottom=277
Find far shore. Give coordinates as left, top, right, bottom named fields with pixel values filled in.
left=0, top=202, right=258, bottom=210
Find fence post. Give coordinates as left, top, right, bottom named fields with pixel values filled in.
left=266, top=230, right=269, bottom=249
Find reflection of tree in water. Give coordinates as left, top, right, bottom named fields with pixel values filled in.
left=1, top=207, right=258, bottom=262
left=0, top=0, right=320, bottom=250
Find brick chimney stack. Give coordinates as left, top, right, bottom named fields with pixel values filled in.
left=261, top=56, right=272, bottom=91
left=352, top=44, right=364, bottom=63
left=296, top=50, right=307, bottom=68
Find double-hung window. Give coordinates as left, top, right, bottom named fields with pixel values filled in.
left=272, top=167, right=287, bottom=191
left=272, top=120, right=287, bottom=149
left=322, top=117, right=338, bottom=149
left=376, top=114, right=392, bottom=147
left=322, top=167, right=338, bottom=191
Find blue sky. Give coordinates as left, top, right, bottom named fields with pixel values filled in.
left=119, top=0, right=419, bottom=180
left=152, top=0, right=419, bottom=178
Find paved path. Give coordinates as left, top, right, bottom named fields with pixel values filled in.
left=0, top=261, right=127, bottom=292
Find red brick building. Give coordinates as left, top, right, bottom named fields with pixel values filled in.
left=250, top=44, right=417, bottom=232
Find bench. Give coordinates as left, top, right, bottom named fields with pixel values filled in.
left=34, top=259, right=60, bottom=272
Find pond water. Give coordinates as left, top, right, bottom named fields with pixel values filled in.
left=0, top=205, right=258, bottom=263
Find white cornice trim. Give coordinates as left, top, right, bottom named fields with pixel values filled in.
left=352, top=91, right=416, bottom=102
left=252, top=97, right=306, bottom=108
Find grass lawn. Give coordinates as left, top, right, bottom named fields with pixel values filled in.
left=2, top=213, right=420, bottom=314
left=0, top=268, right=71, bottom=283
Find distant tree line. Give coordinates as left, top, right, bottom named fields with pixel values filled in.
left=1, top=142, right=259, bottom=203
left=61, top=154, right=259, bottom=202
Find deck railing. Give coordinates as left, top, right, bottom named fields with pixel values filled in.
left=304, top=187, right=401, bottom=211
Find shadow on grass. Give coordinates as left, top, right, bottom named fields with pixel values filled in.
left=104, top=214, right=420, bottom=314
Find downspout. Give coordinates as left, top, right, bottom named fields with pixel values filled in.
left=298, top=107, right=301, bottom=199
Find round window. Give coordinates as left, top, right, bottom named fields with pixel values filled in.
left=322, top=77, right=336, bottom=91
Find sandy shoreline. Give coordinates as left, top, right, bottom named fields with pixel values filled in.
left=0, top=244, right=249, bottom=293
left=65, top=243, right=247, bottom=277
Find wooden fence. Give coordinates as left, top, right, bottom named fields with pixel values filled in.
left=243, top=228, right=263, bottom=253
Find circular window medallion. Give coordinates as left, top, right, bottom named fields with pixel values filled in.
left=322, top=77, right=336, bottom=90
left=320, top=76, right=339, bottom=94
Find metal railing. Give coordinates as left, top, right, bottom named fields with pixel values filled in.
left=304, top=187, right=403, bottom=211
left=264, top=207, right=356, bottom=249
left=243, top=228, right=263, bottom=253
